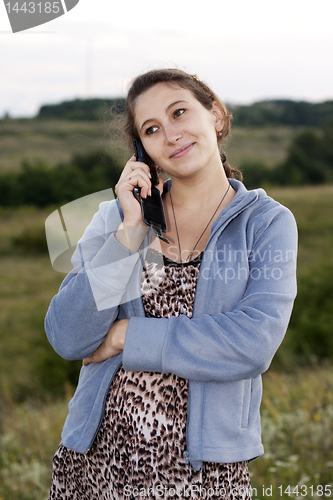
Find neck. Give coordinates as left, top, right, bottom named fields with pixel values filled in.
left=168, top=165, right=230, bottom=211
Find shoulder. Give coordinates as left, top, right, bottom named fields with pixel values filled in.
left=254, top=188, right=296, bottom=235
left=231, top=179, right=296, bottom=225
left=229, top=179, right=298, bottom=243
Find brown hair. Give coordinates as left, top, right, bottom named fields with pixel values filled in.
left=124, top=68, right=242, bottom=180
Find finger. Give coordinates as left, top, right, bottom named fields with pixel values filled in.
left=123, top=172, right=152, bottom=198
left=82, top=347, right=122, bottom=366
left=125, top=159, right=152, bottom=179
left=120, top=161, right=152, bottom=185
left=82, top=351, right=102, bottom=366
left=82, top=348, right=103, bottom=366
left=117, top=169, right=150, bottom=188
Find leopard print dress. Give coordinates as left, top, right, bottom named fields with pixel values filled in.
left=49, top=248, right=252, bottom=500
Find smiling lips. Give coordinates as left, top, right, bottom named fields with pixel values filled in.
left=170, top=143, right=195, bottom=158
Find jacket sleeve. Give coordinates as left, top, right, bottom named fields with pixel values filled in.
left=45, top=201, right=143, bottom=361
left=122, top=204, right=298, bottom=382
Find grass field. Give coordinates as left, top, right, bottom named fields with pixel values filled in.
left=225, top=126, right=304, bottom=168
left=0, top=185, right=332, bottom=499
left=0, top=118, right=304, bottom=172
left=268, top=185, right=333, bottom=269
left=0, top=118, right=125, bottom=173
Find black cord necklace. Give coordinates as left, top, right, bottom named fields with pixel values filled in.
left=169, top=182, right=231, bottom=265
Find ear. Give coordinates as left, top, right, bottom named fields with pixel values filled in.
left=211, top=101, right=224, bottom=132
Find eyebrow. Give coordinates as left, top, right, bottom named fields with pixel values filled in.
left=139, top=100, right=188, bottom=132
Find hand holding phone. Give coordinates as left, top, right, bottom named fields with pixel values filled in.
left=133, top=139, right=169, bottom=244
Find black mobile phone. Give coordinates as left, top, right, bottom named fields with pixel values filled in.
left=133, top=139, right=169, bottom=244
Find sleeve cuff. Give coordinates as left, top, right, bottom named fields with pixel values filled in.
left=122, top=317, right=169, bottom=373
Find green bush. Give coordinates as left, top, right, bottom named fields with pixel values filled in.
left=0, top=171, right=24, bottom=205
left=273, top=263, right=333, bottom=369
left=11, top=225, right=48, bottom=254
left=31, top=335, right=82, bottom=397
left=240, top=161, right=275, bottom=189
left=274, top=128, right=333, bottom=186
left=0, top=150, right=121, bottom=207
left=240, top=125, right=333, bottom=188
left=18, top=161, right=56, bottom=206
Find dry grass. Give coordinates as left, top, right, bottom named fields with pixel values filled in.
left=0, top=119, right=112, bottom=172
left=249, top=365, right=333, bottom=499
left=224, top=126, right=303, bottom=168
left=0, top=367, right=332, bottom=499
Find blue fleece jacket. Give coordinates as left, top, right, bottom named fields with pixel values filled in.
left=45, top=179, right=297, bottom=470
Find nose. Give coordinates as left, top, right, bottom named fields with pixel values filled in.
left=164, top=125, right=182, bottom=144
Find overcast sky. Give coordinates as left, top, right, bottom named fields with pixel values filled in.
left=1, top=0, right=333, bottom=117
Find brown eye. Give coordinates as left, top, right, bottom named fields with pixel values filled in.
left=174, top=108, right=186, bottom=118
left=145, top=125, right=158, bottom=136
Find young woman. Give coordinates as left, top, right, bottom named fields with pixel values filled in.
left=46, top=68, right=297, bottom=499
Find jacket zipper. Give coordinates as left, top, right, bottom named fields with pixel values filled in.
left=192, top=193, right=258, bottom=319
left=85, top=358, right=123, bottom=453
left=183, top=450, right=190, bottom=465
left=184, top=382, right=191, bottom=468
left=184, top=190, right=258, bottom=467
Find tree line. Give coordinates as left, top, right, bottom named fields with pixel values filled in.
left=38, top=98, right=125, bottom=121
left=35, top=97, right=333, bottom=128
left=230, top=99, right=333, bottom=127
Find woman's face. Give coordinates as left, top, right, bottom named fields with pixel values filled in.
left=133, top=83, right=224, bottom=180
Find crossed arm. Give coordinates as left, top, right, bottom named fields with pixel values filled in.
left=82, top=318, right=129, bottom=366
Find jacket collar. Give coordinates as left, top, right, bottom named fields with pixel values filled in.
left=207, top=179, right=259, bottom=242
left=116, top=177, right=260, bottom=243
left=163, top=177, right=259, bottom=227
